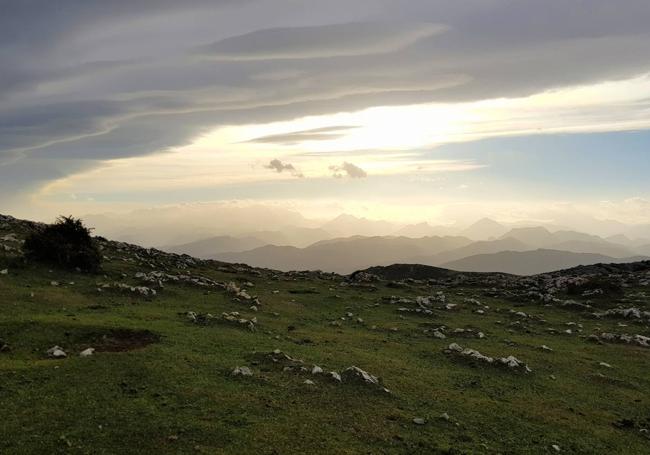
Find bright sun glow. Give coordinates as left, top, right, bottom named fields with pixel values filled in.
left=222, top=73, right=650, bottom=153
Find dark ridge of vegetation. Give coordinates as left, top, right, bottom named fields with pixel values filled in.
left=357, top=264, right=462, bottom=280
left=23, top=216, right=101, bottom=272
left=566, top=276, right=624, bottom=296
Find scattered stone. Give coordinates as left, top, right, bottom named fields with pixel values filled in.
left=341, top=366, right=390, bottom=393
left=594, top=307, right=650, bottom=320
left=596, top=333, right=650, bottom=348
left=225, top=281, right=256, bottom=301
left=99, top=281, right=157, bottom=297
left=327, top=371, right=342, bottom=382
left=413, top=418, right=426, bottom=425
left=79, top=348, right=95, bottom=357
left=444, top=343, right=531, bottom=372
left=232, top=366, right=253, bottom=377
left=0, top=269, right=7, bottom=275
left=303, top=379, right=315, bottom=385
left=220, top=312, right=257, bottom=331
left=46, top=345, right=67, bottom=358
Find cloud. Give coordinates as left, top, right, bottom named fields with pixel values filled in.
left=329, top=162, right=367, bottom=179
left=2, top=0, right=650, bottom=201
left=197, top=22, right=446, bottom=60
left=265, top=159, right=304, bottom=178
left=247, top=126, right=358, bottom=145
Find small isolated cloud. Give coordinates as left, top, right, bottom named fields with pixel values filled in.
left=265, top=159, right=304, bottom=178
left=329, top=162, right=367, bottom=179
left=247, top=125, right=358, bottom=145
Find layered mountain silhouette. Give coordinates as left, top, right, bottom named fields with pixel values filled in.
left=215, top=235, right=472, bottom=274
left=88, top=208, right=650, bottom=275
left=203, top=224, right=649, bottom=274
left=441, top=249, right=648, bottom=275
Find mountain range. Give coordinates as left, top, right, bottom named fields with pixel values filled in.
left=173, top=225, right=650, bottom=275
left=81, top=207, right=650, bottom=275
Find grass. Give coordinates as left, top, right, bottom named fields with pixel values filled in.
left=1, top=226, right=650, bottom=454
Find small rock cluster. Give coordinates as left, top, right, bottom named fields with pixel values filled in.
left=593, top=307, right=650, bottom=320
left=97, top=282, right=157, bottom=297
left=225, top=281, right=262, bottom=306
left=240, top=349, right=390, bottom=392
left=423, top=326, right=485, bottom=339
left=444, top=343, right=532, bottom=373
left=589, top=333, right=650, bottom=348
left=185, top=311, right=257, bottom=331
left=221, top=312, right=257, bottom=331
left=46, top=346, right=96, bottom=358
left=135, top=271, right=225, bottom=289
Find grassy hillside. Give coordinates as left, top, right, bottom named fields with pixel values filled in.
left=1, top=215, right=650, bottom=454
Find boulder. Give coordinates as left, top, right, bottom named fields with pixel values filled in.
left=341, top=366, right=390, bottom=393
left=232, top=366, right=253, bottom=376
left=79, top=348, right=95, bottom=357
left=46, top=345, right=67, bottom=358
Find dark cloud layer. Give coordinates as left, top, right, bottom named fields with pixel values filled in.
left=1, top=0, right=650, bottom=199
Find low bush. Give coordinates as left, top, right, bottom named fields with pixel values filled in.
left=23, top=216, right=101, bottom=272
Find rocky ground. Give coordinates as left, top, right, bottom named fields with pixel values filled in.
left=1, top=214, right=650, bottom=454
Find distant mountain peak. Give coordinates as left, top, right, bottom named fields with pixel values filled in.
left=471, top=217, right=502, bottom=227
left=461, top=217, right=507, bottom=240
left=332, top=213, right=361, bottom=221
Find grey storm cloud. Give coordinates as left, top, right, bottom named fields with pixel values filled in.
left=197, top=22, right=446, bottom=60
left=2, top=0, right=650, bottom=198
left=265, top=159, right=304, bottom=178
left=330, top=162, right=368, bottom=179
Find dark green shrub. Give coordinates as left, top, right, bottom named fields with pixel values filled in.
left=23, top=216, right=101, bottom=272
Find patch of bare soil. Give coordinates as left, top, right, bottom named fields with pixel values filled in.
left=78, top=328, right=160, bottom=352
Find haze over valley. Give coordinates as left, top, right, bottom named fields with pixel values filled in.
left=73, top=205, right=650, bottom=275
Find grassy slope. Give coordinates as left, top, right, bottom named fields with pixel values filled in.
left=1, top=226, right=650, bottom=454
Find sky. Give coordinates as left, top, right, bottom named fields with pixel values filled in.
left=2, top=0, right=650, bottom=230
